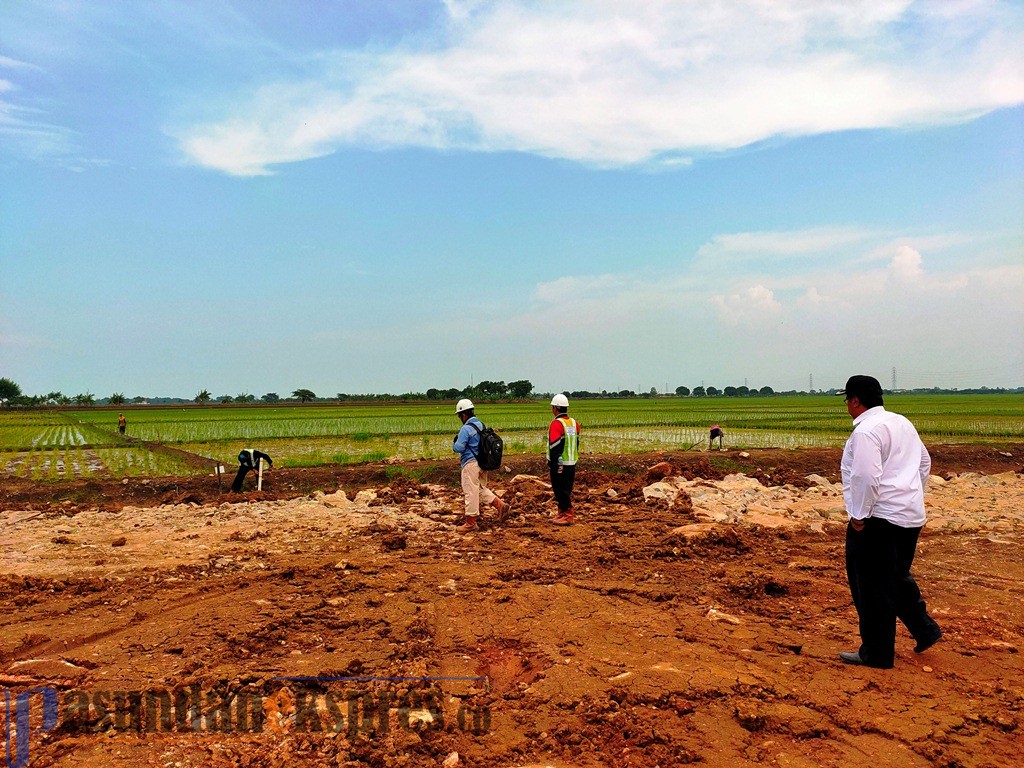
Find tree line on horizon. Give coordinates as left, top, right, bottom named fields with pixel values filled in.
left=2, top=376, right=1021, bottom=408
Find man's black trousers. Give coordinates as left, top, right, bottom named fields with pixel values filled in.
left=549, top=463, right=576, bottom=512
left=231, top=465, right=251, bottom=492
left=845, top=517, right=941, bottom=668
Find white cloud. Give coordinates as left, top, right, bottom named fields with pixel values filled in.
left=525, top=228, right=1017, bottom=320
left=486, top=227, right=1023, bottom=390
left=710, top=284, right=783, bottom=326
left=0, top=54, right=93, bottom=167
left=696, top=227, right=877, bottom=262
left=800, top=286, right=826, bottom=307
left=175, top=0, right=1024, bottom=175
left=0, top=103, right=80, bottom=161
left=0, top=55, right=42, bottom=72
left=442, top=0, right=489, bottom=22
left=889, top=245, right=924, bottom=282
left=867, top=241, right=972, bottom=292
left=533, top=274, right=634, bottom=304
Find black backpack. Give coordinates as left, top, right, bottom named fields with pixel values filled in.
left=470, top=422, right=504, bottom=471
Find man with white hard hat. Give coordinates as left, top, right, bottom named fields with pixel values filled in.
left=452, top=398, right=510, bottom=532
left=547, top=393, right=581, bottom=525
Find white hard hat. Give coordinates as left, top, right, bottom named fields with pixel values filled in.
left=456, top=398, right=475, bottom=414
left=551, top=393, right=569, bottom=408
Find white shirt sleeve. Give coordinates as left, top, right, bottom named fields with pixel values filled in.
left=919, top=441, right=931, bottom=490
left=844, top=430, right=882, bottom=520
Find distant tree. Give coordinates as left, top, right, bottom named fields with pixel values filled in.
left=335, top=393, right=349, bottom=401
left=617, top=389, right=635, bottom=397
left=131, top=395, right=147, bottom=404
left=235, top=392, right=255, bottom=403
left=109, top=392, right=127, bottom=405
left=0, top=378, right=21, bottom=405
left=723, top=386, right=738, bottom=397
left=219, top=395, right=233, bottom=404
left=648, top=387, right=658, bottom=397
left=706, top=386, right=721, bottom=397
left=442, top=388, right=461, bottom=400
left=692, top=386, right=706, bottom=397
left=508, top=380, right=533, bottom=398
left=58, top=394, right=72, bottom=405
left=759, top=385, right=775, bottom=396
left=477, top=380, right=508, bottom=397
left=73, top=392, right=95, bottom=406
left=194, top=390, right=212, bottom=404
left=262, top=392, right=280, bottom=403
left=43, top=391, right=64, bottom=405
left=425, top=388, right=442, bottom=400
left=675, top=385, right=690, bottom=397
left=293, top=388, right=317, bottom=402
left=737, top=385, right=750, bottom=397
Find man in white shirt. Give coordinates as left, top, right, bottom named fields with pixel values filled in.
left=838, top=375, right=942, bottom=668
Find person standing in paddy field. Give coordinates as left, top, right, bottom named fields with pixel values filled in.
left=837, top=374, right=942, bottom=669
left=547, top=393, right=580, bottom=525
left=117, top=413, right=127, bottom=435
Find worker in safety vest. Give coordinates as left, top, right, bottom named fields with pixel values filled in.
left=232, top=448, right=273, bottom=492
left=547, top=393, right=580, bottom=525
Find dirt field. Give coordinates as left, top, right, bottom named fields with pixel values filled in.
left=2, top=445, right=1022, bottom=768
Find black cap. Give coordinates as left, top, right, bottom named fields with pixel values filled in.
left=836, top=375, right=883, bottom=400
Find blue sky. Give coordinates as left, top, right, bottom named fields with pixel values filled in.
left=2, top=0, right=1022, bottom=398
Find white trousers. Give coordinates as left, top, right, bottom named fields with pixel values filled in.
left=461, top=460, right=496, bottom=517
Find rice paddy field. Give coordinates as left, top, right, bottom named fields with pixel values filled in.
left=0, top=394, right=1021, bottom=480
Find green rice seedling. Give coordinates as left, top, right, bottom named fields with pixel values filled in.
left=7, top=393, right=1022, bottom=480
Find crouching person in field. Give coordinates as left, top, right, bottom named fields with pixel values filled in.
left=232, top=448, right=273, bottom=492
left=452, top=399, right=509, bottom=532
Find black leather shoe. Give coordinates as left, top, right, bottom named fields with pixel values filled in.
left=839, top=650, right=894, bottom=668
left=914, top=631, right=942, bottom=653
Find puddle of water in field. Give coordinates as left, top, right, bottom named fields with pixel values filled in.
left=2, top=455, right=24, bottom=474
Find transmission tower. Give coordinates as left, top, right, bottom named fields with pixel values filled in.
left=892, top=367, right=897, bottom=392
left=809, top=373, right=813, bottom=392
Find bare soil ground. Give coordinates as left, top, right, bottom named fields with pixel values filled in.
left=1, top=445, right=1022, bottom=768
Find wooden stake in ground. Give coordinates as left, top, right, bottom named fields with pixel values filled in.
left=257, top=457, right=264, bottom=491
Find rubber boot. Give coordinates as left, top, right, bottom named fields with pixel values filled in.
left=456, top=515, right=479, bottom=533
left=550, top=508, right=574, bottom=525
